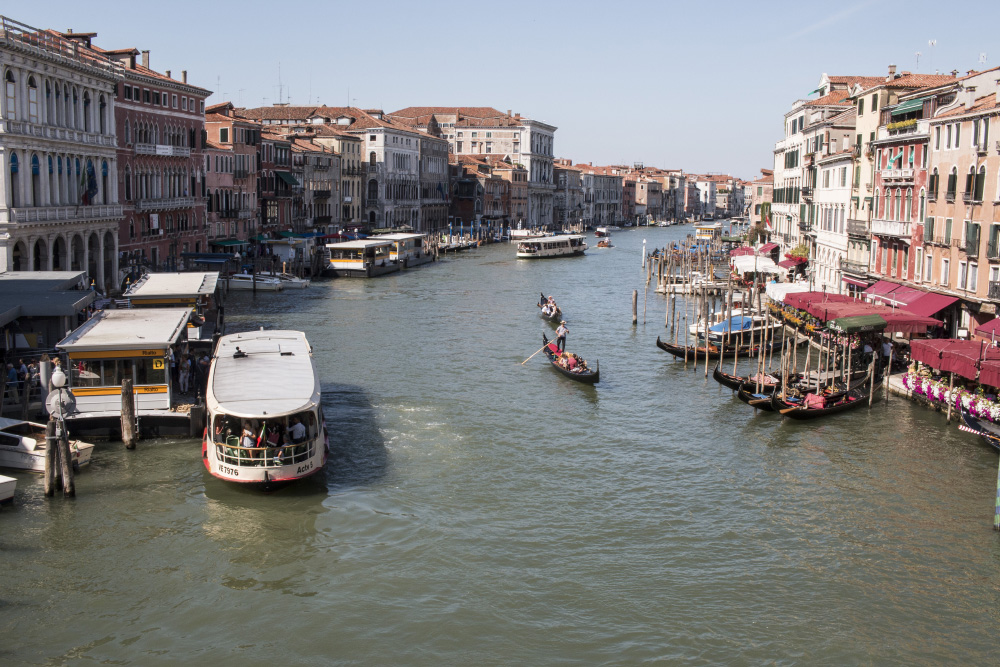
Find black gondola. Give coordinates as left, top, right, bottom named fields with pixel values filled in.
left=712, top=364, right=745, bottom=390
left=656, top=336, right=774, bottom=361
left=538, top=293, right=562, bottom=321
left=736, top=380, right=780, bottom=411
left=541, top=334, right=599, bottom=384
left=770, top=375, right=881, bottom=419
left=959, top=409, right=1000, bottom=451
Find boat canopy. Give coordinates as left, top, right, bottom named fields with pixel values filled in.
left=57, top=308, right=191, bottom=352
left=124, top=272, right=219, bottom=300
left=709, top=315, right=757, bottom=334
left=207, top=330, right=321, bottom=419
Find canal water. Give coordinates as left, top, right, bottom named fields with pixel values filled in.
left=5, top=227, right=1000, bottom=664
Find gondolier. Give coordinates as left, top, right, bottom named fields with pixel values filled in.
left=555, top=321, right=568, bottom=352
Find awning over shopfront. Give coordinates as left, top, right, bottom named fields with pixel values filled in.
left=891, top=97, right=927, bottom=116
left=276, top=171, right=299, bottom=186
left=905, top=292, right=959, bottom=318
left=777, top=259, right=801, bottom=269
left=765, top=281, right=811, bottom=302
left=910, top=338, right=1000, bottom=381
left=863, top=280, right=901, bottom=297
left=209, top=239, right=248, bottom=247
left=842, top=277, right=870, bottom=288
left=731, top=256, right=782, bottom=274
left=827, top=314, right=887, bottom=334
left=976, top=318, right=1000, bottom=338
left=730, top=246, right=755, bottom=256
left=979, top=359, right=1000, bottom=389
left=757, top=243, right=778, bottom=255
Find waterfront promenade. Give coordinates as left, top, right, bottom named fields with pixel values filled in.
left=3, top=227, right=1000, bottom=664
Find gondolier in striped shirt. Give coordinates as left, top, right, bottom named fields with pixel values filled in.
left=555, top=321, right=568, bottom=352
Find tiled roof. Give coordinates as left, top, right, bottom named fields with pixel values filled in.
left=828, top=75, right=885, bottom=88
left=237, top=106, right=318, bottom=121
left=935, top=93, right=999, bottom=118
left=958, top=65, right=1000, bottom=82
left=205, top=139, right=228, bottom=150
left=391, top=106, right=507, bottom=119
left=805, top=90, right=852, bottom=106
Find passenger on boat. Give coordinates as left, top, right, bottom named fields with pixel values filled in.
left=288, top=416, right=307, bottom=443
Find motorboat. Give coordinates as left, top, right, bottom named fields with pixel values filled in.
left=203, top=330, right=328, bottom=487
left=226, top=273, right=284, bottom=291
left=276, top=273, right=310, bottom=289
left=0, top=474, right=14, bottom=503
left=0, top=417, right=95, bottom=472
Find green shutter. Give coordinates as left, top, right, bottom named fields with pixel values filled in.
left=945, top=218, right=953, bottom=243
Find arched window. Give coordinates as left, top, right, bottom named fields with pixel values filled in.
left=947, top=167, right=957, bottom=199
left=9, top=152, right=19, bottom=207
left=99, top=95, right=107, bottom=134
left=45, top=80, right=55, bottom=125
left=930, top=167, right=939, bottom=198
left=30, top=154, right=40, bottom=206
left=974, top=165, right=986, bottom=202
left=874, top=189, right=880, bottom=218
left=124, top=166, right=132, bottom=201
left=4, top=70, right=16, bottom=121
left=905, top=188, right=912, bottom=221
left=919, top=188, right=926, bottom=223
left=369, top=151, right=376, bottom=167
left=27, top=77, right=38, bottom=123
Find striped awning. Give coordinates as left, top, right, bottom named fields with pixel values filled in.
left=891, top=97, right=927, bottom=116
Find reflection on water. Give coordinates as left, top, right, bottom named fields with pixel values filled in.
left=4, top=228, right=1000, bottom=664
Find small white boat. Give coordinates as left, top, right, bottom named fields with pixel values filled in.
left=0, top=417, right=95, bottom=472
left=516, top=234, right=587, bottom=259
left=276, top=273, right=310, bottom=289
left=0, top=474, right=14, bottom=503
left=226, top=273, right=284, bottom=291
left=595, top=227, right=609, bottom=238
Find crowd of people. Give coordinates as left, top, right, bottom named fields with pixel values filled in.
left=213, top=413, right=313, bottom=466
left=555, top=352, right=590, bottom=374
left=539, top=294, right=560, bottom=319
left=167, top=346, right=211, bottom=400
left=3, top=358, right=40, bottom=403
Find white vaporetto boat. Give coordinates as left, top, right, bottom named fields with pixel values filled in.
left=0, top=417, right=95, bottom=472
left=226, top=273, right=284, bottom=291
left=202, top=330, right=328, bottom=487
left=516, top=234, right=587, bottom=259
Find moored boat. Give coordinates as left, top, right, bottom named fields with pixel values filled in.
left=770, top=374, right=881, bottom=419
left=655, top=336, right=773, bottom=360
left=736, top=379, right=781, bottom=411
left=541, top=334, right=599, bottom=384
left=0, top=417, right=95, bottom=472
left=959, top=409, right=1000, bottom=451
left=226, top=273, right=284, bottom=291
left=275, top=273, right=310, bottom=289
left=712, top=363, right=746, bottom=390
left=202, top=330, right=328, bottom=487
left=375, top=232, right=435, bottom=268
left=0, top=474, right=14, bottom=503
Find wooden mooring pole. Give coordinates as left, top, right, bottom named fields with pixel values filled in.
left=632, top=290, right=638, bottom=325
left=57, top=422, right=74, bottom=497
left=44, top=417, right=57, bottom=497
left=121, top=378, right=137, bottom=450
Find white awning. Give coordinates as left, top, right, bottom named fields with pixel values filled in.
left=731, top=256, right=782, bottom=274
left=765, top=281, right=812, bottom=302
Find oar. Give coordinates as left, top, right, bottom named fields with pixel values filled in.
left=748, top=397, right=771, bottom=406
left=779, top=405, right=802, bottom=414
left=521, top=343, right=552, bottom=365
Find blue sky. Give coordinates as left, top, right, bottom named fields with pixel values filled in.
left=16, top=0, right=997, bottom=180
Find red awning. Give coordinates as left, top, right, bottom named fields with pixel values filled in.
left=910, top=338, right=1000, bottom=381
left=980, top=358, right=1000, bottom=388
left=757, top=243, right=778, bottom=254
left=781, top=255, right=808, bottom=265
left=777, top=259, right=799, bottom=269
left=872, top=285, right=925, bottom=307
left=782, top=291, right=854, bottom=310
left=863, top=280, right=901, bottom=297
left=977, top=318, right=1000, bottom=338
left=730, top=246, right=755, bottom=256
left=905, top=292, right=959, bottom=318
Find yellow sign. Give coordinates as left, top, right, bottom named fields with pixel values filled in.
left=70, top=385, right=168, bottom=396
left=68, top=349, right=165, bottom=359
left=153, top=359, right=164, bottom=370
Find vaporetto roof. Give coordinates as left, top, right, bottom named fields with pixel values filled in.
left=207, top=330, right=321, bottom=419
left=124, top=272, right=219, bottom=299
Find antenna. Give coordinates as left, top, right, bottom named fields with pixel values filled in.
left=915, top=52, right=921, bottom=69
left=980, top=52, right=988, bottom=66
left=277, top=61, right=283, bottom=104
left=928, top=39, right=937, bottom=74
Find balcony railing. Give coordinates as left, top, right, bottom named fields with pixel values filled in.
left=9, top=204, right=123, bottom=223
left=134, top=143, right=191, bottom=157
left=966, top=238, right=980, bottom=257
left=847, top=219, right=869, bottom=237
left=2, top=119, right=117, bottom=147
left=0, top=15, right=124, bottom=76
left=990, top=281, right=1000, bottom=301
left=988, top=242, right=1000, bottom=260
left=880, top=168, right=914, bottom=182
left=871, top=218, right=912, bottom=238
left=946, top=191, right=956, bottom=203
left=313, top=189, right=332, bottom=199
left=801, top=186, right=813, bottom=199
left=839, top=257, right=868, bottom=275
left=135, top=196, right=196, bottom=211
left=238, top=208, right=255, bottom=219
left=313, top=215, right=332, bottom=223
left=798, top=222, right=812, bottom=233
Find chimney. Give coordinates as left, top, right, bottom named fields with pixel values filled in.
left=965, top=86, right=978, bottom=109
left=507, top=109, right=512, bottom=116
left=141, top=50, right=149, bottom=69
left=887, top=64, right=896, bottom=81
left=165, top=70, right=171, bottom=79
left=951, top=69, right=959, bottom=77
left=182, top=70, right=187, bottom=84
left=67, top=28, right=73, bottom=34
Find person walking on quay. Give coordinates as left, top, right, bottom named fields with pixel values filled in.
left=555, top=320, right=569, bottom=353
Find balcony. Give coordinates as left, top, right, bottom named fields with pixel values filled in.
left=989, top=242, right=1000, bottom=261
left=847, top=219, right=869, bottom=237
left=871, top=218, right=912, bottom=238
left=801, top=186, right=813, bottom=200
left=945, top=191, right=956, bottom=203
left=990, top=281, right=1000, bottom=301
left=927, top=191, right=937, bottom=202
left=798, top=222, right=813, bottom=233
left=135, top=196, right=196, bottom=211
left=877, top=119, right=929, bottom=140
left=9, top=204, right=123, bottom=224
left=134, top=143, right=191, bottom=157
left=313, top=189, right=332, bottom=199
left=839, top=257, right=868, bottom=275
left=313, top=215, right=332, bottom=224
left=238, top=208, right=255, bottom=219
left=966, top=238, right=980, bottom=257
left=368, top=164, right=379, bottom=173
left=1, top=119, right=117, bottom=148
left=880, top=168, right=914, bottom=183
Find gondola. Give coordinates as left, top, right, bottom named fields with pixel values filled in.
left=736, top=379, right=781, bottom=411
left=712, top=363, right=745, bottom=390
left=541, top=334, right=599, bottom=384
left=770, top=374, right=881, bottom=419
left=959, top=409, right=1000, bottom=451
left=538, top=293, right=562, bottom=321
left=655, top=336, right=774, bottom=361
